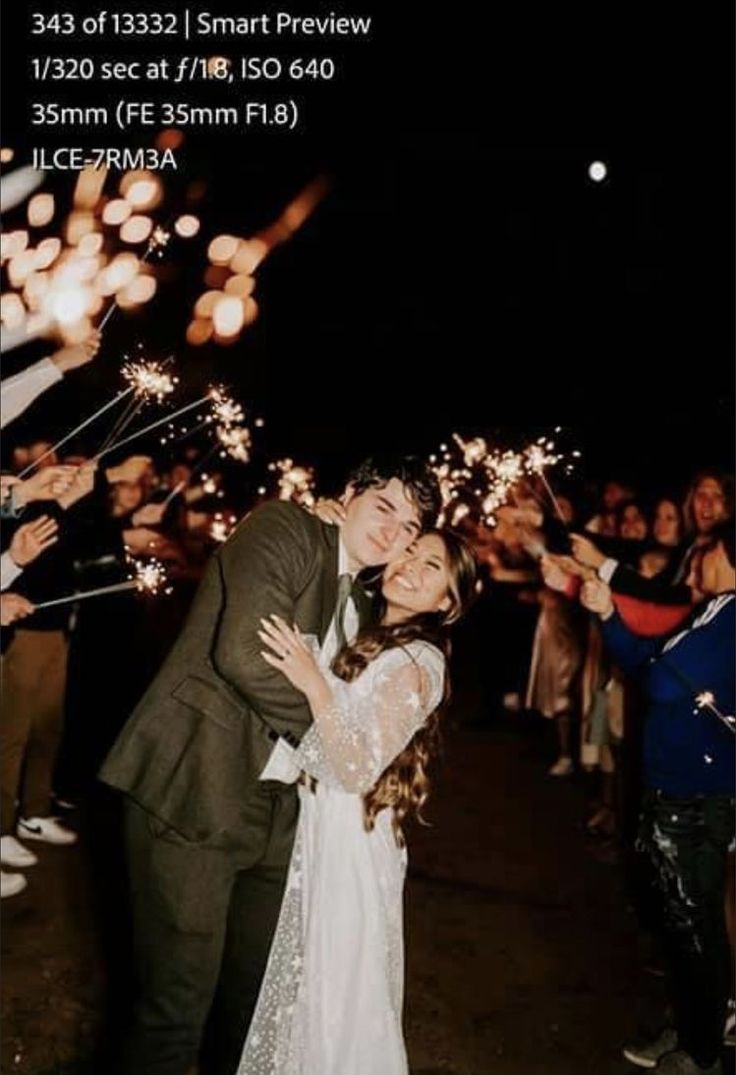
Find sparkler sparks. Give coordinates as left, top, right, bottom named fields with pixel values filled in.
left=32, top=557, right=170, bottom=610
left=694, top=690, right=736, bottom=732
left=150, top=226, right=171, bottom=253
left=130, top=557, right=169, bottom=595
left=122, top=359, right=178, bottom=403
left=523, top=438, right=561, bottom=474
left=209, top=386, right=245, bottom=427
left=210, top=514, right=239, bottom=543
left=428, top=433, right=579, bottom=526
left=216, top=424, right=251, bottom=462
left=269, top=459, right=316, bottom=507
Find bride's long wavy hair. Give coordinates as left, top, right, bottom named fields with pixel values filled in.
left=331, top=530, right=477, bottom=846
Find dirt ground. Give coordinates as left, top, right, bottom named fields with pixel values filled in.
left=1, top=705, right=732, bottom=1075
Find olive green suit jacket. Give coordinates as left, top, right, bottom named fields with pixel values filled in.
left=99, top=500, right=372, bottom=844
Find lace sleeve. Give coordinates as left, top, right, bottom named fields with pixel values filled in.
left=295, top=642, right=445, bottom=794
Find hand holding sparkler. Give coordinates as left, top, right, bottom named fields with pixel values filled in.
left=9, top=515, right=59, bottom=567
left=3, top=466, right=77, bottom=508
left=540, top=555, right=577, bottom=595
left=0, top=593, right=35, bottom=627
left=570, top=533, right=607, bottom=571
left=580, top=578, right=615, bottom=620
left=56, top=463, right=98, bottom=510
left=553, top=554, right=595, bottom=581
left=50, top=330, right=102, bottom=374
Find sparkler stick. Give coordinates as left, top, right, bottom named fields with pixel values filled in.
left=162, top=443, right=220, bottom=506
left=694, top=691, right=736, bottom=734
left=93, top=396, right=210, bottom=462
left=538, top=471, right=566, bottom=522
left=97, top=357, right=177, bottom=452
left=17, top=387, right=135, bottom=477
left=696, top=692, right=734, bottom=735
left=34, top=580, right=142, bottom=609
left=97, top=226, right=171, bottom=331
left=168, top=418, right=211, bottom=447
left=33, top=558, right=168, bottom=609
left=97, top=393, right=145, bottom=453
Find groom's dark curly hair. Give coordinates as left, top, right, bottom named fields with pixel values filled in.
left=348, top=453, right=441, bottom=530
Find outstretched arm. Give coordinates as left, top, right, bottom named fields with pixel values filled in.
left=581, top=577, right=663, bottom=675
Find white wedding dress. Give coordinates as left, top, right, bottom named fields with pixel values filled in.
left=237, top=638, right=445, bottom=1075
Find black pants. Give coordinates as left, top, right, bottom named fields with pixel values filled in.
left=638, top=790, right=734, bottom=1068
left=118, top=789, right=298, bottom=1075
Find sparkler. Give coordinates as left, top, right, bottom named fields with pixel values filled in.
left=210, top=513, right=239, bottom=543
left=160, top=446, right=221, bottom=506
left=94, top=395, right=211, bottom=462
left=122, top=357, right=178, bottom=404
left=32, top=558, right=169, bottom=610
left=216, top=424, right=251, bottom=462
left=97, top=226, right=171, bottom=330
left=18, top=387, right=135, bottom=477
left=97, top=356, right=179, bottom=452
left=428, top=432, right=579, bottom=527
left=522, top=438, right=565, bottom=521
left=98, top=385, right=251, bottom=462
left=209, top=386, right=244, bottom=428
left=161, top=410, right=253, bottom=507
left=269, top=459, right=316, bottom=507
left=694, top=691, right=736, bottom=734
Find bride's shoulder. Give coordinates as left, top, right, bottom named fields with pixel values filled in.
left=380, top=639, right=446, bottom=673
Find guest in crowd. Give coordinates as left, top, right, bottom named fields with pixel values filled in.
left=581, top=523, right=735, bottom=1075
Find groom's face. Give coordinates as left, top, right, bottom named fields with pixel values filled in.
left=341, top=478, right=422, bottom=571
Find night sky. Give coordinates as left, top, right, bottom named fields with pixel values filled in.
left=2, top=4, right=733, bottom=494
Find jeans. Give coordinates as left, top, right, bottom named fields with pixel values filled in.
left=638, top=790, right=734, bottom=1067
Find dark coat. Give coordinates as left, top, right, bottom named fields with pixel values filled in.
left=99, top=501, right=372, bottom=844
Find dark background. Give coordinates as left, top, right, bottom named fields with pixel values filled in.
left=2, top=3, right=733, bottom=493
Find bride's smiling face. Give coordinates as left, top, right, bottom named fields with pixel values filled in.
left=381, top=534, right=452, bottom=620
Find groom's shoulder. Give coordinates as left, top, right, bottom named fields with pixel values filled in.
left=234, top=498, right=324, bottom=547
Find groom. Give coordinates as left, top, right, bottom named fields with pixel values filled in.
left=100, top=453, right=441, bottom=1075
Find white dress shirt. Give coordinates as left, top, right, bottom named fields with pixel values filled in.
left=318, top=538, right=359, bottom=665
left=1, top=551, right=22, bottom=592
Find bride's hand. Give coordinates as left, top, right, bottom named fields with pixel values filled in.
left=259, top=615, right=325, bottom=694
left=311, top=497, right=346, bottom=526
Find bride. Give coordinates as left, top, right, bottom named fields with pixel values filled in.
left=238, top=529, right=477, bottom=1074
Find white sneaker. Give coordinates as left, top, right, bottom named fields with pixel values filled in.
left=1, top=871, right=27, bottom=899
left=17, top=817, right=77, bottom=846
left=548, top=756, right=574, bottom=777
left=0, top=835, right=38, bottom=868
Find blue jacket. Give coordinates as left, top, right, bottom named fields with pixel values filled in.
left=600, top=593, right=735, bottom=797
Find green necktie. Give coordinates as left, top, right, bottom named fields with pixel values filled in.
left=333, top=572, right=354, bottom=654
